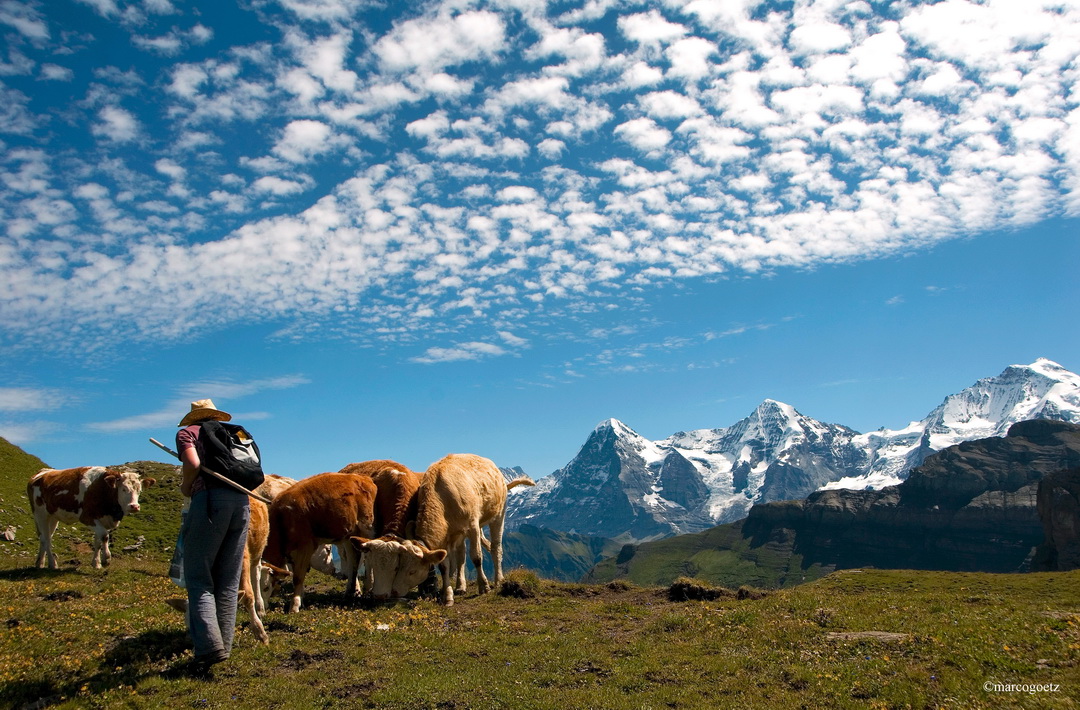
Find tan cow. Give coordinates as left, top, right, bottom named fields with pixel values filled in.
left=264, top=472, right=377, bottom=613
left=28, top=467, right=156, bottom=569
left=349, top=535, right=446, bottom=601
left=410, top=454, right=534, bottom=605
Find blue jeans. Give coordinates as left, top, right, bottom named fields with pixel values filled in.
left=183, top=487, right=249, bottom=658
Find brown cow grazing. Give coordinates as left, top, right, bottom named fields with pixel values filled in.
left=411, top=454, right=534, bottom=605
left=338, top=460, right=422, bottom=537
left=264, top=472, right=377, bottom=613
left=28, top=467, right=156, bottom=570
left=250, top=473, right=338, bottom=590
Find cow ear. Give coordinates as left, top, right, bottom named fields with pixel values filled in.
left=106, top=474, right=119, bottom=488
left=349, top=536, right=373, bottom=552
left=425, top=549, right=447, bottom=565
left=261, top=562, right=290, bottom=577
left=143, top=478, right=157, bottom=488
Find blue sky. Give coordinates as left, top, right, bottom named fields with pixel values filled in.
left=1, top=0, right=1078, bottom=480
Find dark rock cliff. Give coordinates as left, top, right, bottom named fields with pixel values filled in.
left=1033, top=466, right=1080, bottom=571
left=739, top=420, right=1080, bottom=575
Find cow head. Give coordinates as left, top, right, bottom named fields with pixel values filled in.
left=350, top=536, right=446, bottom=601
left=108, top=469, right=155, bottom=513
left=260, top=561, right=292, bottom=600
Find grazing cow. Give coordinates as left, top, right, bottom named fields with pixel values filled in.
left=27, top=467, right=156, bottom=570
left=410, top=454, right=534, bottom=605
left=251, top=473, right=339, bottom=581
left=264, top=473, right=377, bottom=613
left=338, top=460, right=422, bottom=537
left=349, top=535, right=446, bottom=601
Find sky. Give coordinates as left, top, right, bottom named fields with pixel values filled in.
left=1, top=0, right=1078, bottom=481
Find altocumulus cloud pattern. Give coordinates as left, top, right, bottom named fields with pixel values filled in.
left=1, top=0, right=1078, bottom=353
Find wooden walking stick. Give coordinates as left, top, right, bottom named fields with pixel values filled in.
left=150, top=438, right=273, bottom=505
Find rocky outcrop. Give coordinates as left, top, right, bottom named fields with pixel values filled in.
left=742, top=420, right=1080, bottom=574
left=1034, top=466, right=1080, bottom=571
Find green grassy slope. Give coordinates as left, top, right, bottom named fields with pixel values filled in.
left=0, top=436, right=182, bottom=568
left=0, top=556, right=1076, bottom=709
left=586, top=515, right=833, bottom=588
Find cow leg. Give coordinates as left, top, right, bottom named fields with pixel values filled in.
left=34, top=514, right=58, bottom=569
left=101, top=528, right=113, bottom=567
left=251, top=560, right=266, bottom=616
left=239, top=547, right=269, bottom=644
left=287, top=546, right=314, bottom=614
left=91, top=525, right=110, bottom=569
left=438, top=557, right=454, bottom=606
left=339, top=540, right=360, bottom=599
left=489, top=512, right=505, bottom=586
left=466, top=523, right=489, bottom=595
left=454, top=541, right=468, bottom=594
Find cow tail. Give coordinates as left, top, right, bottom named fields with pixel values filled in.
left=506, top=475, right=536, bottom=491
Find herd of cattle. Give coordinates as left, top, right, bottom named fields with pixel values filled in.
left=25, top=454, right=535, bottom=644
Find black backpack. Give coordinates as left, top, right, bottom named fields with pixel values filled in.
left=198, top=420, right=265, bottom=491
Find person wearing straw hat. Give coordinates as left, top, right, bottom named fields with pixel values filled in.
left=176, top=399, right=250, bottom=672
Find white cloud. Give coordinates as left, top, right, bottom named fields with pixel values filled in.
left=272, top=119, right=334, bottom=163
left=74, top=0, right=119, bottom=18
left=615, top=117, right=672, bottom=152
left=0, top=387, right=67, bottom=411
left=39, top=64, right=73, bottom=81
left=410, top=341, right=507, bottom=364
left=618, top=10, right=688, bottom=48
left=374, top=10, right=506, bottom=74
left=252, top=175, right=310, bottom=196
left=87, top=375, right=310, bottom=433
left=92, top=106, right=140, bottom=143
left=788, top=22, right=852, bottom=55
left=0, top=2, right=49, bottom=40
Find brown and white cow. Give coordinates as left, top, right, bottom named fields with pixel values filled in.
left=409, top=454, right=534, bottom=605
left=27, top=467, right=156, bottom=570
left=264, top=472, right=377, bottom=613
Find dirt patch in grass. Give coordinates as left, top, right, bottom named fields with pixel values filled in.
left=282, top=648, right=345, bottom=670
left=825, top=631, right=911, bottom=643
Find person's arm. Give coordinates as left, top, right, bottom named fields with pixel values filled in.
left=179, top=445, right=201, bottom=497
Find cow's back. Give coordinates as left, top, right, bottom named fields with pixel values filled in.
left=340, top=460, right=422, bottom=536
left=254, top=474, right=298, bottom=501
left=416, top=454, right=506, bottom=546
left=27, top=467, right=99, bottom=523
left=272, top=473, right=377, bottom=542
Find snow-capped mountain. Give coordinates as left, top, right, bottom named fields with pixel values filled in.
left=824, top=358, right=1080, bottom=490
left=506, top=359, right=1080, bottom=542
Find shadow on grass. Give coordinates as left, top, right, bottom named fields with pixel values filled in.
left=0, top=629, right=193, bottom=709
left=0, top=567, right=73, bottom=582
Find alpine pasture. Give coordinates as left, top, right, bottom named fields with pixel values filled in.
left=0, top=441, right=1078, bottom=709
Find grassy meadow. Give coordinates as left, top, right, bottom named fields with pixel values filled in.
left=0, top=444, right=1078, bottom=708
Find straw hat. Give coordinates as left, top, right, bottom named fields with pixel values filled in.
left=178, top=399, right=232, bottom=427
